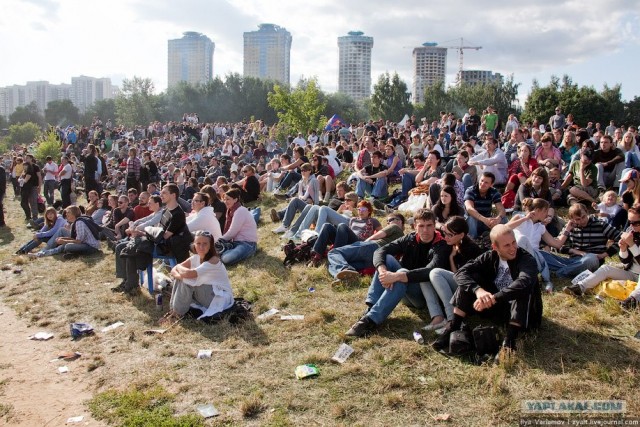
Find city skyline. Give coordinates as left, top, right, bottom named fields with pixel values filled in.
left=1, top=0, right=639, bottom=106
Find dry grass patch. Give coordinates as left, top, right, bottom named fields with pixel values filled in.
left=1, top=196, right=640, bottom=424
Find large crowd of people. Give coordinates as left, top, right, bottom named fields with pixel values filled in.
left=2, top=105, right=640, bottom=360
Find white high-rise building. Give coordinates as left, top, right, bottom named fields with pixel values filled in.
left=412, top=43, right=447, bottom=104
left=243, top=24, right=292, bottom=84
left=338, top=31, right=374, bottom=102
left=167, top=32, right=215, bottom=88
left=460, top=70, right=503, bottom=86
left=0, top=76, right=114, bottom=118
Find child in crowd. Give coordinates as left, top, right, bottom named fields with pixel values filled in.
left=593, top=190, right=621, bottom=226
left=547, top=167, right=562, bottom=204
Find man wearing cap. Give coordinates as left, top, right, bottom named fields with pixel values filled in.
left=562, top=148, right=599, bottom=207
left=293, top=132, right=306, bottom=148
left=593, top=134, right=624, bottom=191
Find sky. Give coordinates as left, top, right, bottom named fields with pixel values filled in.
left=2, top=0, right=640, bottom=105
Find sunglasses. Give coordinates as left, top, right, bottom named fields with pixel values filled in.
left=629, top=220, right=640, bottom=227
left=118, top=201, right=127, bottom=204
left=195, top=231, right=212, bottom=237
left=357, top=207, right=369, bottom=212
left=192, top=199, right=203, bottom=202
left=387, top=218, right=400, bottom=224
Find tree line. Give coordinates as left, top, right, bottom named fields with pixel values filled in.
left=2, top=72, right=638, bottom=146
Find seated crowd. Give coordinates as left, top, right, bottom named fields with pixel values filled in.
left=7, top=108, right=640, bottom=359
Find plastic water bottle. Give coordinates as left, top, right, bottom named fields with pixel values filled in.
left=155, top=293, right=163, bottom=311
left=413, top=331, right=424, bottom=345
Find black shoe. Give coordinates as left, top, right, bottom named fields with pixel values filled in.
left=111, top=282, right=127, bottom=293
left=620, top=297, right=638, bottom=310
left=270, top=208, right=279, bottom=223
left=563, top=284, right=584, bottom=297
left=431, top=322, right=453, bottom=352
left=372, top=199, right=386, bottom=210
left=345, top=316, right=377, bottom=337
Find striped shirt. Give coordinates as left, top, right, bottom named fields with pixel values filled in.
left=561, top=216, right=621, bottom=256
left=464, top=185, right=501, bottom=218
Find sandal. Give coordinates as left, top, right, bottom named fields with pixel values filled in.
left=157, top=311, right=183, bottom=327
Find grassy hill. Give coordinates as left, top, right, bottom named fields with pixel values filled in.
left=0, top=195, right=639, bottom=426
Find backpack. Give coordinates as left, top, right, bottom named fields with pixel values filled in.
left=73, top=216, right=102, bottom=240
left=187, top=298, right=253, bottom=324
left=283, top=236, right=318, bottom=267
left=472, top=325, right=501, bottom=356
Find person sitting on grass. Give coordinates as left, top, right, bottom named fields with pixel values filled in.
left=355, top=150, right=388, bottom=201
left=28, top=206, right=101, bottom=259
left=564, top=204, right=640, bottom=299
left=345, top=209, right=451, bottom=337
left=16, top=207, right=66, bottom=254
left=272, top=163, right=320, bottom=234
left=186, top=192, right=222, bottom=240
left=159, top=230, right=234, bottom=326
left=464, top=172, right=507, bottom=239
left=308, top=200, right=381, bottom=267
left=421, top=216, right=483, bottom=333
left=432, top=225, right=542, bottom=361
left=327, top=212, right=406, bottom=283
left=218, top=188, right=258, bottom=266
left=540, top=203, right=621, bottom=279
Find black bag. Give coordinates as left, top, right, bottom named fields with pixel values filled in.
left=283, top=236, right=318, bottom=267
left=214, top=238, right=234, bottom=254
left=187, top=298, right=253, bottom=324
left=472, top=325, right=501, bottom=356
left=449, top=328, right=474, bottom=355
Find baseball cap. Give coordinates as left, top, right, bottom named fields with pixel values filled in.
left=621, top=169, right=638, bottom=182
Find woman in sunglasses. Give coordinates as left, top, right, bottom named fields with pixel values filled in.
left=159, top=230, right=234, bottom=325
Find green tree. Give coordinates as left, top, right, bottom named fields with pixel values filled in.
left=115, top=76, right=160, bottom=127
left=370, top=72, right=411, bottom=121
left=623, top=96, right=640, bottom=126
left=0, top=114, right=8, bottom=130
left=45, top=99, right=79, bottom=127
left=414, top=80, right=453, bottom=122
left=268, top=78, right=326, bottom=134
left=322, top=92, right=368, bottom=126
left=34, top=129, right=62, bottom=163
left=6, top=122, right=42, bottom=146
left=83, top=99, right=116, bottom=126
left=9, top=101, right=45, bottom=127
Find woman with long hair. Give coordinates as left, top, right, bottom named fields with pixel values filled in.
left=16, top=207, right=66, bottom=254
left=159, top=230, right=234, bottom=325
left=432, top=185, right=463, bottom=229
left=421, top=216, right=483, bottom=331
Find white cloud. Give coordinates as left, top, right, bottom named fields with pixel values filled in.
left=0, top=0, right=638, bottom=101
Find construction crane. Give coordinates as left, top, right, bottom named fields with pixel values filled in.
left=437, top=38, right=482, bottom=85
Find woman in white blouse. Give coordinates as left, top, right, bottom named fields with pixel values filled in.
left=159, top=230, right=234, bottom=325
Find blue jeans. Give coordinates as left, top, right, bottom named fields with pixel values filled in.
left=356, top=177, right=388, bottom=199
left=19, top=237, right=49, bottom=253
left=220, top=241, right=257, bottom=266
left=540, top=251, right=600, bottom=278
left=327, top=241, right=378, bottom=278
left=289, top=204, right=317, bottom=234
left=400, top=173, right=417, bottom=197
left=292, top=206, right=348, bottom=237
left=465, top=215, right=507, bottom=239
left=365, top=255, right=426, bottom=325
left=43, top=180, right=56, bottom=205
left=44, top=227, right=71, bottom=250
left=312, top=223, right=359, bottom=256
left=40, top=242, right=99, bottom=257
left=424, top=268, right=459, bottom=320
left=277, top=171, right=301, bottom=192
left=282, top=198, right=308, bottom=228
left=619, top=168, right=635, bottom=195
left=462, top=173, right=474, bottom=190
left=625, top=151, right=640, bottom=169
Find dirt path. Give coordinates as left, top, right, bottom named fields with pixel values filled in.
left=0, top=299, right=104, bottom=426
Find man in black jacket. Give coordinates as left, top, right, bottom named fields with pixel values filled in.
left=432, top=224, right=542, bottom=355
left=345, top=209, right=451, bottom=337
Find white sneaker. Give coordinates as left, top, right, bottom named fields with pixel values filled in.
left=272, top=224, right=288, bottom=234
left=282, top=230, right=295, bottom=239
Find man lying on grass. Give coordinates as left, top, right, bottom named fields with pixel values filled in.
left=345, top=209, right=450, bottom=337
left=432, top=225, right=542, bottom=361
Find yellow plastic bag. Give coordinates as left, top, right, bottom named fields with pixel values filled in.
left=591, top=280, right=636, bottom=301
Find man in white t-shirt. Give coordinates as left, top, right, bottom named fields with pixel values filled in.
left=308, top=130, right=319, bottom=147
left=42, top=156, right=58, bottom=205
left=293, top=132, right=306, bottom=148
